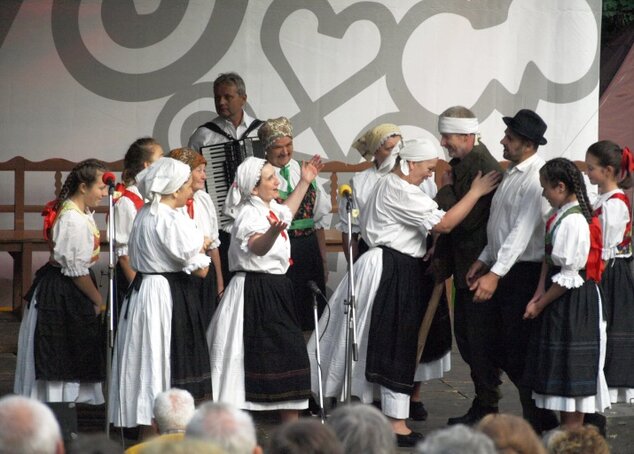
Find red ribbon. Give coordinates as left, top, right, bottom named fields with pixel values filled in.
left=586, top=216, right=605, bottom=282
left=620, top=147, right=634, bottom=179
left=186, top=198, right=195, bottom=219
left=269, top=210, right=287, bottom=240
left=41, top=199, right=58, bottom=241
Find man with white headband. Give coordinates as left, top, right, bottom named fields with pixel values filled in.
left=309, top=139, right=500, bottom=447
left=109, top=158, right=212, bottom=435
left=434, top=106, right=503, bottom=426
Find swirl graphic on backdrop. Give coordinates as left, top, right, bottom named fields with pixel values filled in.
left=260, top=0, right=599, bottom=162
left=51, top=0, right=248, bottom=102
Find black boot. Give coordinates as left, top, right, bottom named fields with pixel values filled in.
left=447, top=401, right=498, bottom=426
left=584, top=413, right=607, bottom=438
left=409, top=400, right=428, bottom=421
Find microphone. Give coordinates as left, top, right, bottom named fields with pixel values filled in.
left=102, top=172, right=116, bottom=187
left=339, top=184, right=352, bottom=200
left=307, top=280, right=327, bottom=302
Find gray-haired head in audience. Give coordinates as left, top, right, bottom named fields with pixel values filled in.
left=185, top=401, right=262, bottom=454
left=327, top=403, right=396, bottom=454
left=0, top=394, right=64, bottom=454
left=415, top=424, right=496, bottom=454
left=153, top=388, right=196, bottom=435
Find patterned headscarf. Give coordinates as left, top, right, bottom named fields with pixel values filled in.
left=352, top=124, right=402, bottom=161
left=168, top=147, right=207, bottom=170
left=258, top=117, right=293, bottom=151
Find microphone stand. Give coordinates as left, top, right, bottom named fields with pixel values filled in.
left=342, top=194, right=358, bottom=404
left=104, top=183, right=116, bottom=436
left=310, top=289, right=327, bottom=424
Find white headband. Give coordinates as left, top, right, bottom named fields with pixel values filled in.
left=398, top=138, right=438, bottom=175
left=438, top=117, right=479, bottom=134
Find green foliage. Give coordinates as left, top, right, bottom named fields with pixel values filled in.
left=603, top=0, right=634, bottom=28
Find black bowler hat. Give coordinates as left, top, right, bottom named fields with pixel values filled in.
left=502, top=109, right=547, bottom=145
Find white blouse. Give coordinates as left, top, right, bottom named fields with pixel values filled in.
left=129, top=203, right=210, bottom=274
left=52, top=204, right=99, bottom=277
left=361, top=173, right=445, bottom=258
left=337, top=166, right=438, bottom=234
left=113, top=185, right=143, bottom=257
left=593, top=189, right=631, bottom=260
left=276, top=160, right=331, bottom=229
left=228, top=197, right=293, bottom=275
left=548, top=201, right=590, bottom=289
left=178, top=190, right=221, bottom=249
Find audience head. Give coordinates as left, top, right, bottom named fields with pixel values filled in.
left=122, top=137, right=164, bottom=185
left=546, top=425, right=609, bottom=454
left=327, top=403, right=395, bottom=454
left=477, top=413, right=546, bottom=454
left=152, top=388, right=196, bottom=435
left=438, top=106, right=480, bottom=160
left=500, top=109, right=547, bottom=163
left=415, top=424, right=496, bottom=454
left=142, top=438, right=226, bottom=454
left=352, top=124, right=402, bottom=170
left=268, top=419, right=343, bottom=454
left=213, top=72, right=247, bottom=125
left=259, top=117, right=294, bottom=169
left=0, top=395, right=64, bottom=454
left=186, top=401, right=261, bottom=454
left=585, top=140, right=633, bottom=189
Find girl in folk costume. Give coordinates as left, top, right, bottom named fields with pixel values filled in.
left=308, top=139, right=500, bottom=447
left=585, top=141, right=634, bottom=403
left=169, top=147, right=224, bottom=326
left=208, top=155, right=323, bottom=422
left=109, top=158, right=211, bottom=432
left=258, top=117, right=332, bottom=331
left=523, top=158, right=610, bottom=429
left=14, top=159, right=108, bottom=405
left=112, top=137, right=163, bottom=310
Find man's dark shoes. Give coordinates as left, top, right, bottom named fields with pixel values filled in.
left=396, top=431, right=424, bottom=448
left=447, top=402, right=498, bottom=426
left=409, top=400, right=428, bottom=421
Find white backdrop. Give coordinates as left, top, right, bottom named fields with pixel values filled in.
left=0, top=0, right=602, bottom=294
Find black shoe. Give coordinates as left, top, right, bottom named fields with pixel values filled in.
left=584, top=413, right=607, bottom=438
left=447, top=403, right=498, bottom=426
left=396, top=431, right=424, bottom=448
left=409, top=401, right=428, bottom=421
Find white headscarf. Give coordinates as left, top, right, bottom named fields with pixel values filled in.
left=397, top=138, right=438, bottom=176
left=136, top=158, right=191, bottom=214
left=223, top=157, right=267, bottom=219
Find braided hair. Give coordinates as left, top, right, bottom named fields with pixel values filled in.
left=54, top=159, right=108, bottom=212
left=122, top=137, right=162, bottom=185
left=586, top=140, right=632, bottom=189
left=540, top=157, right=593, bottom=224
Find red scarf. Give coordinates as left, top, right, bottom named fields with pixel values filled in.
left=186, top=198, right=195, bottom=219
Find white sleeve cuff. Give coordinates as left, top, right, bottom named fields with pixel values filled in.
left=182, top=254, right=211, bottom=274
left=116, top=245, right=129, bottom=257
left=61, top=266, right=91, bottom=278
left=551, top=269, right=584, bottom=289
left=421, top=209, right=445, bottom=232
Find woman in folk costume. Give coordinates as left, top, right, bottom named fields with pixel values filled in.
left=109, top=158, right=211, bottom=433
left=258, top=117, right=332, bottom=331
left=169, top=147, right=224, bottom=326
left=523, top=158, right=610, bottom=429
left=112, top=137, right=163, bottom=311
left=208, top=155, right=323, bottom=422
left=585, top=141, right=634, bottom=404
left=308, top=139, right=500, bottom=447
left=15, top=159, right=107, bottom=407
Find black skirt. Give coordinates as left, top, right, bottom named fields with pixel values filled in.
left=523, top=269, right=600, bottom=397
left=286, top=233, right=326, bottom=331
left=365, top=247, right=442, bottom=394
left=27, top=263, right=104, bottom=382
left=243, top=272, right=311, bottom=403
left=193, top=262, right=218, bottom=329
left=128, top=271, right=212, bottom=400
left=601, top=257, right=634, bottom=388
left=420, top=260, right=452, bottom=364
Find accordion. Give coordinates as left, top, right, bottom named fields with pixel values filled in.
left=200, top=138, right=265, bottom=227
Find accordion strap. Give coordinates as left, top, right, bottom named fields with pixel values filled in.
left=201, top=118, right=263, bottom=141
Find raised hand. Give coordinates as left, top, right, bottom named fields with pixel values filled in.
left=267, top=213, right=288, bottom=237
left=300, top=154, right=324, bottom=183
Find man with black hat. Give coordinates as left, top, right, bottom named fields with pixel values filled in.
left=461, top=109, right=559, bottom=432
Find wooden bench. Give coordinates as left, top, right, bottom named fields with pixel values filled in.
left=0, top=157, right=124, bottom=312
